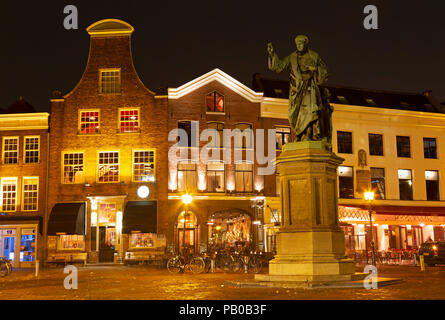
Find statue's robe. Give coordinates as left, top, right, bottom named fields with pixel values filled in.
left=269, top=49, right=329, bottom=140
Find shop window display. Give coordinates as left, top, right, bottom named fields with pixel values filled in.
left=208, top=211, right=251, bottom=248
left=20, top=233, right=36, bottom=262
left=59, top=235, right=85, bottom=250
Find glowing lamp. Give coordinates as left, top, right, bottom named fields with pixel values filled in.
left=137, top=185, right=150, bottom=198
left=91, top=212, right=97, bottom=226
left=116, top=211, right=123, bottom=231
left=364, top=191, right=375, bottom=201
left=182, top=194, right=193, bottom=205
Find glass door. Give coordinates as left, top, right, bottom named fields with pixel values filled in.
left=2, top=231, right=16, bottom=267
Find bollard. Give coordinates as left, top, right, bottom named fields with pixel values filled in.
left=35, top=260, right=39, bottom=277
left=210, top=259, right=215, bottom=273
left=413, top=253, right=417, bottom=266
left=419, top=255, right=425, bottom=271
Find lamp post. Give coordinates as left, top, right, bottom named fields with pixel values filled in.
left=181, top=194, right=193, bottom=255
left=364, top=191, right=376, bottom=267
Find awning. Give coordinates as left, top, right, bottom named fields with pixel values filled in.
left=123, top=201, right=157, bottom=234
left=47, top=203, right=86, bottom=235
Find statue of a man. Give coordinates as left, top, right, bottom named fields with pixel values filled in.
left=267, top=35, right=333, bottom=144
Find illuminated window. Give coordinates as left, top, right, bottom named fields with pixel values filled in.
left=24, top=136, right=39, bottom=164
left=206, top=91, right=224, bottom=113
left=271, top=209, right=281, bottom=223
left=425, top=170, right=439, bottom=201
left=23, top=177, right=38, bottom=211
left=207, top=122, right=224, bottom=148
left=3, top=137, right=18, bottom=164
left=371, top=168, right=385, bottom=200
left=63, top=152, right=84, bottom=184
left=177, top=161, right=197, bottom=192
left=98, top=152, right=119, bottom=183
left=207, top=162, right=225, bottom=193
left=338, top=166, right=354, bottom=199
left=133, top=150, right=155, bottom=182
left=1, top=177, right=17, bottom=212
left=235, top=123, right=253, bottom=149
left=235, top=162, right=253, bottom=192
left=276, top=127, right=291, bottom=150
left=100, top=69, right=120, bottom=94
left=398, top=169, right=413, bottom=200
left=119, top=109, right=139, bottom=133
left=79, top=110, right=100, bottom=134
left=58, top=235, right=85, bottom=250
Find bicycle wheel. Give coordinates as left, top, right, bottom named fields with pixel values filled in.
left=0, top=263, right=8, bottom=277
left=248, top=256, right=262, bottom=274
left=231, top=256, right=244, bottom=273
left=189, top=257, right=205, bottom=274
left=167, top=257, right=182, bottom=274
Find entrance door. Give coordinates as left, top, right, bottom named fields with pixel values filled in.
left=2, top=236, right=16, bottom=267
left=99, top=226, right=115, bottom=263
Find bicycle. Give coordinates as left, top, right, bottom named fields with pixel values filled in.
left=166, top=254, right=205, bottom=274
left=0, top=257, right=12, bottom=277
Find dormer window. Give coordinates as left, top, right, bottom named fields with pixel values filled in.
left=100, top=69, right=121, bottom=94
left=206, top=91, right=224, bottom=113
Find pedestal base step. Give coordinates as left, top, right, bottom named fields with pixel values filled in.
left=255, top=272, right=367, bottom=283
left=225, top=276, right=403, bottom=289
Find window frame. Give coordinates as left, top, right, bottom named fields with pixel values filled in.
left=235, top=161, right=254, bottom=193
left=22, top=176, right=39, bottom=212
left=337, top=131, right=353, bottom=154
left=118, top=108, right=140, bottom=133
left=423, top=137, right=438, bottom=159
left=206, top=122, right=224, bottom=148
left=177, top=160, right=197, bottom=193
left=62, top=151, right=85, bottom=184
left=79, top=109, right=100, bottom=135
left=97, top=151, right=120, bottom=183
left=2, top=136, right=19, bottom=165
left=99, top=68, right=121, bottom=94
left=338, top=166, right=354, bottom=199
left=234, top=123, right=253, bottom=149
left=396, top=136, right=411, bottom=158
left=275, top=126, right=291, bottom=151
left=370, top=167, right=386, bottom=200
left=23, top=136, right=40, bottom=164
left=1, top=177, right=18, bottom=212
left=368, top=133, right=384, bottom=156
left=132, top=150, right=156, bottom=183
left=206, top=161, right=225, bottom=193
left=205, top=91, right=225, bottom=113
left=398, top=168, right=413, bottom=200
left=177, top=120, right=199, bottom=148
left=425, top=170, right=440, bottom=201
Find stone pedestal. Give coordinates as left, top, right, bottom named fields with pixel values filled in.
left=256, top=141, right=356, bottom=282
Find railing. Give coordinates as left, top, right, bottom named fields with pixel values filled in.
left=348, top=249, right=419, bottom=266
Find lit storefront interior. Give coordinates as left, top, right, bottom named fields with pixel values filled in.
left=207, top=210, right=251, bottom=249
left=175, top=210, right=199, bottom=254
left=0, top=223, right=38, bottom=268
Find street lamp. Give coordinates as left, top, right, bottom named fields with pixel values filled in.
left=364, top=191, right=376, bottom=267
left=181, top=194, right=193, bottom=255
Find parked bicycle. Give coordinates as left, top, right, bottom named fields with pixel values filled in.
left=166, top=247, right=205, bottom=274
left=0, top=257, right=12, bottom=277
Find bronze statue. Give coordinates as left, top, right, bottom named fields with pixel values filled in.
left=267, top=35, right=333, bottom=144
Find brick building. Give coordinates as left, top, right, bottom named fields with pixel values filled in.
left=0, top=98, right=49, bottom=268
left=46, top=19, right=169, bottom=264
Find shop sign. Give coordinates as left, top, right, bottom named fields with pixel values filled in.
left=2, top=229, right=16, bottom=236
left=22, top=228, right=35, bottom=235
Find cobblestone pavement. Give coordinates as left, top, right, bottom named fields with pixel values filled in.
left=0, top=264, right=444, bottom=300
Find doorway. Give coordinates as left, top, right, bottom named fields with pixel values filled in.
left=1, top=229, right=17, bottom=267
left=99, top=226, right=116, bottom=262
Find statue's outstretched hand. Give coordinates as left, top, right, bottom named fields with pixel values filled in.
left=267, top=42, right=274, bottom=55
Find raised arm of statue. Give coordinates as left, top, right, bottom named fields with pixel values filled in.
left=267, top=42, right=290, bottom=74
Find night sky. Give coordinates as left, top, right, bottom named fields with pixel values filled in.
left=1, top=1, right=444, bottom=112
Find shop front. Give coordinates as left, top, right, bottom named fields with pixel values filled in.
left=0, top=223, right=39, bottom=268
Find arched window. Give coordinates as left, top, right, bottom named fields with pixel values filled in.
left=206, top=91, right=224, bottom=113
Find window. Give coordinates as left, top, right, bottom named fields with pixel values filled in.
left=398, top=169, right=413, bottom=200
left=207, top=122, right=224, bottom=148
left=24, top=136, right=39, bottom=164
left=22, top=177, right=38, bottom=211
left=396, top=136, right=411, bottom=158
left=100, top=69, right=120, bottom=94
left=368, top=134, right=383, bottom=156
left=424, top=138, right=437, bottom=159
left=58, top=235, right=85, bottom=250
left=206, top=91, right=224, bottom=113
left=177, top=161, right=197, bottom=192
left=276, top=127, right=291, bottom=150
left=338, top=166, right=354, bottom=199
left=207, top=162, right=225, bottom=193
left=235, top=123, right=253, bottom=149
left=63, top=152, right=84, bottom=184
left=337, top=131, right=352, bottom=154
left=235, top=162, right=253, bottom=192
left=3, top=137, right=18, bottom=164
left=130, top=233, right=156, bottom=248
left=119, top=109, right=139, bottom=133
left=1, top=177, right=17, bottom=212
left=79, top=110, right=100, bottom=134
left=371, top=168, right=385, bottom=200
left=425, top=170, right=439, bottom=201
left=98, top=152, right=119, bottom=183
left=270, top=209, right=281, bottom=223
left=178, top=121, right=198, bottom=147
left=133, top=151, right=155, bottom=182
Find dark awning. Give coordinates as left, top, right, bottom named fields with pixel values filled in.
left=123, top=201, right=157, bottom=234
left=47, top=203, right=85, bottom=235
